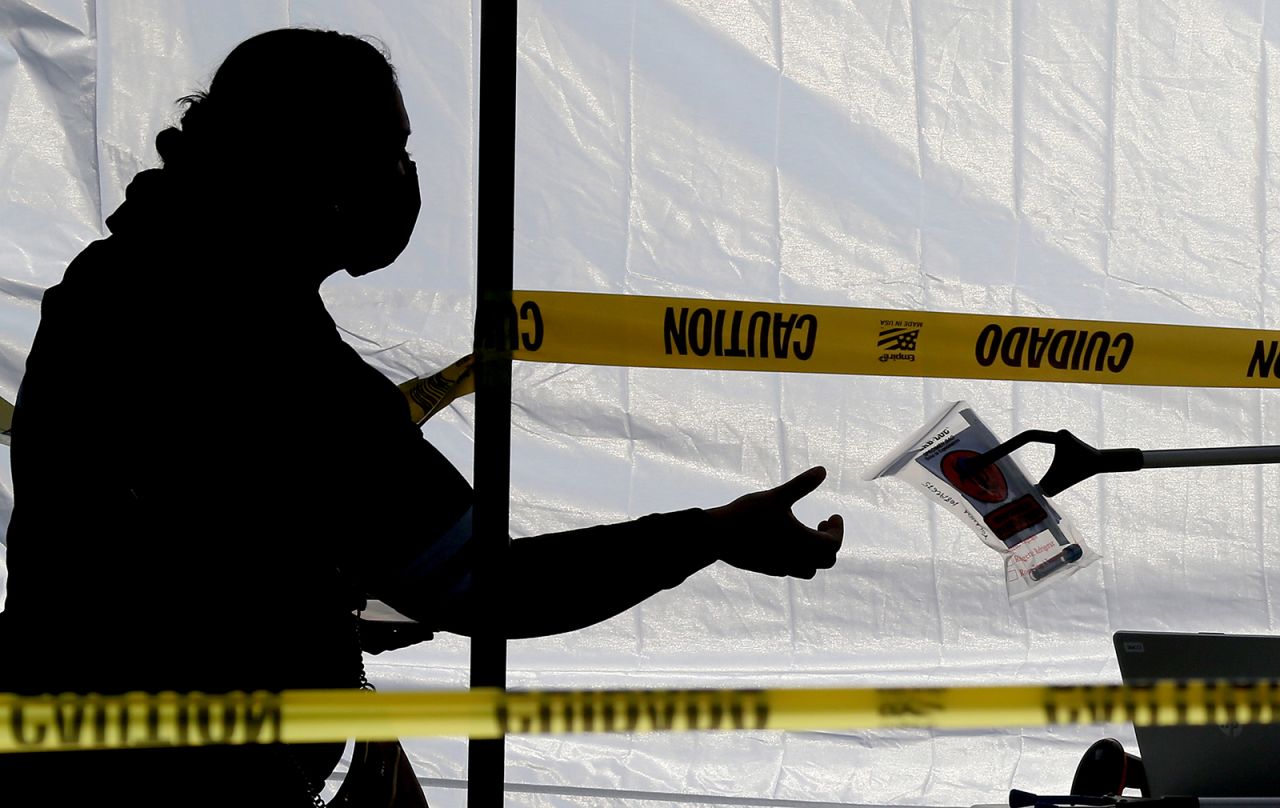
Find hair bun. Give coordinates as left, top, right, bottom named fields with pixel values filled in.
left=155, top=126, right=187, bottom=166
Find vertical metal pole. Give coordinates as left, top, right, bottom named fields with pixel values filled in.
left=469, top=1, right=516, bottom=807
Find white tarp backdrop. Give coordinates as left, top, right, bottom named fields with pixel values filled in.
left=3, top=0, right=1279, bottom=805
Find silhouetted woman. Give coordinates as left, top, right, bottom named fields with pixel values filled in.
left=0, top=28, right=841, bottom=807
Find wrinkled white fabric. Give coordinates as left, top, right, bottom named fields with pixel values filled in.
left=3, top=1, right=1279, bottom=805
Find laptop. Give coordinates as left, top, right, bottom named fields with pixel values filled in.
left=1114, top=630, right=1280, bottom=797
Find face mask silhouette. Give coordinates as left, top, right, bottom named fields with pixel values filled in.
left=341, top=158, right=422, bottom=277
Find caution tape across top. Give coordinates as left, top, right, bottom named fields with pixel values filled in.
left=502, top=291, right=1280, bottom=388
left=0, top=290, right=1274, bottom=445
left=4, top=680, right=1280, bottom=753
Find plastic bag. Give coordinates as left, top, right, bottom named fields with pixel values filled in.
left=865, top=401, right=1098, bottom=602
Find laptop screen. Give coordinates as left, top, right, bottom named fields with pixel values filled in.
left=1114, top=630, right=1280, bottom=797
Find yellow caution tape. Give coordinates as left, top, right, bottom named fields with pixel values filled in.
left=504, top=291, right=1280, bottom=388
left=0, top=395, right=11, bottom=445
left=4, top=680, right=1280, bottom=753
left=1, top=291, right=1275, bottom=445
left=398, top=353, right=475, bottom=425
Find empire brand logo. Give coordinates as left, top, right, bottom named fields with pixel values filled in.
left=877, top=321, right=921, bottom=363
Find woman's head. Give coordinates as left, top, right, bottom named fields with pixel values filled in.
left=158, top=28, right=419, bottom=276
left=160, top=29, right=403, bottom=183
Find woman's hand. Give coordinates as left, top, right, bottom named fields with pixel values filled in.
left=705, top=466, right=844, bottom=579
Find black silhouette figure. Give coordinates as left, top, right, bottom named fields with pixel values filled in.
left=0, top=28, right=843, bottom=807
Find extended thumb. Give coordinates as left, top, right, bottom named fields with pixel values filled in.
left=773, top=466, right=827, bottom=504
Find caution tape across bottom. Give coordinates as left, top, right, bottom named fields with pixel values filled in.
left=3, top=681, right=1280, bottom=753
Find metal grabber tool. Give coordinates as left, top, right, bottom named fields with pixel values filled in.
left=963, top=431, right=1280, bottom=497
